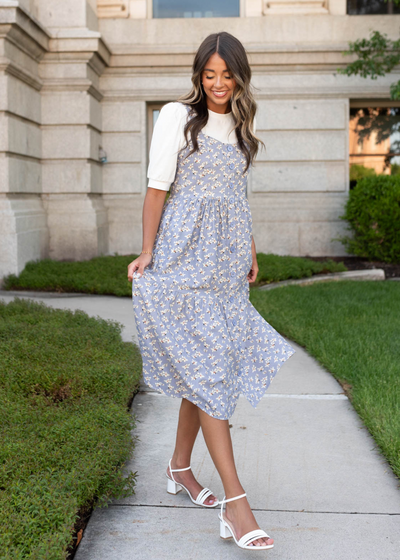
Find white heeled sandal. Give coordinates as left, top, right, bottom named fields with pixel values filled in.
left=166, top=459, right=219, bottom=508
left=218, top=493, right=274, bottom=550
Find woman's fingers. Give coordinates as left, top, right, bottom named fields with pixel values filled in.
left=247, top=267, right=258, bottom=283
left=127, top=254, right=153, bottom=281
left=127, top=261, right=139, bottom=281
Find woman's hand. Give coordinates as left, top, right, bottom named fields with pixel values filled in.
left=247, top=236, right=258, bottom=283
left=128, top=253, right=153, bottom=281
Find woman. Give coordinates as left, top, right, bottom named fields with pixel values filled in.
left=128, top=32, right=295, bottom=550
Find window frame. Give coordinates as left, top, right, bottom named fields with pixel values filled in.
left=347, top=0, right=400, bottom=15
left=146, top=102, right=166, bottom=158
left=147, top=0, right=245, bottom=18
left=349, top=99, right=400, bottom=184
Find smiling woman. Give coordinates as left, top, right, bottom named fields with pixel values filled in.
left=153, top=0, right=240, bottom=18
left=128, top=31, right=295, bottom=551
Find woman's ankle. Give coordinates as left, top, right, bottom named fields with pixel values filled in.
left=170, top=453, right=191, bottom=469
left=224, top=486, right=246, bottom=501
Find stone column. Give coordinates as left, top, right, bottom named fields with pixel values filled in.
left=37, top=0, right=111, bottom=260
left=0, top=1, right=49, bottom=279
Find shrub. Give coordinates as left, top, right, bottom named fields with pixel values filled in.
left=338, top=174, right=400, bottom=263
left=255, top=253, right=347, bottom=285
left=349, top=163, right=376, bottom=182
left=3, top=255, right=137, bottom=297
left=3, top=254, right=347, bottom=294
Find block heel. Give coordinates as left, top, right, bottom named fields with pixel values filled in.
left=166, top=477, right=182, bottom=495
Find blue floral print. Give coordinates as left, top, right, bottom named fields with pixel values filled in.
left=132, top=104, right=295, bottom=420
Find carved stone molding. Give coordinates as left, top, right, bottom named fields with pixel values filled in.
left=263, top=0, right=329, bottom=14
left=97, top=0, right=129, bottom=18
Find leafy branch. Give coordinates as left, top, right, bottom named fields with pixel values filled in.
left=338, top=30, right=400, bottom=100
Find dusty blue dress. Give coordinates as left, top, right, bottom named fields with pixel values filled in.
left=132, top=107, right=295, bottom=419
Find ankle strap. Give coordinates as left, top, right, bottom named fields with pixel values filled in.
left=220, top=493, right=247, bottom=505
left=169, top=459, right=191, bottom=473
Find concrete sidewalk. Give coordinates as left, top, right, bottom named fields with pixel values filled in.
left=2, top=291, right=400, bottom=559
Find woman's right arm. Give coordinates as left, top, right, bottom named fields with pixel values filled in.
left=127, top=187, right=167, bottom=280
left=127, top=102, right=187, bottom=282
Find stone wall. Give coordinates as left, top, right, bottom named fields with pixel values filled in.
left=0, top=0, right=399, bottom=280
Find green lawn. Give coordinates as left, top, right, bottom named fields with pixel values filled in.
left=0, top=299, right=142, bottom=560
left=250, top=281, right=400, bottom=479
left=3, top=253, right=346, bottom=296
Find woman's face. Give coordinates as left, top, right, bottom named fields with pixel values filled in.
left=201, top=53, right=236, bottom=114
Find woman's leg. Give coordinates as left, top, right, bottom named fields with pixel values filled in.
left=198, top=409, right=273, bottom=547
left=167, top=398, right=217, bottom=505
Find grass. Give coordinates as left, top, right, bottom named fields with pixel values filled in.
left=3, top=253, right=347, bottom=296
left=250, top=281, right=400, bottom=479
left=0, top=299, right=142, bottom=560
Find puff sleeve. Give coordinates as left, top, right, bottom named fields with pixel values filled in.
left=147, top=102, right=188, bottom=191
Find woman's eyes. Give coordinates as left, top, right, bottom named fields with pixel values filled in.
left=205, top=76, right=232, bottom=80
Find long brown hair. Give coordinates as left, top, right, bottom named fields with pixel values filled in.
left=177, top=32, right=264, bottom=171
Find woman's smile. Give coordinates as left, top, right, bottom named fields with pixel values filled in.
left=212, top=90, right=228, bottom=98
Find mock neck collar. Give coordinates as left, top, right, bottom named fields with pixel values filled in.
left=208, top=107, right=232, bottom=117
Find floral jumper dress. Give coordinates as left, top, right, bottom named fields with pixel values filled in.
left=132, top=106, right=295, bottom=420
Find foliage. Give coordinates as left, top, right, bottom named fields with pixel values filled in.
left=349, top=163, right=376, bottom=182
left=255, top=254, right=346, bottom=285
left=3, top=253, right=347, bottom=294
left=337, top=174, right=400, bottom=263
left=0, top=299, right=142, bottom=559
left=338, top=29, right=400, bottom=100
left=3, top=255, right=138, bottom=297
left=250, top=281, right=400, bottom=480
left=391, top=163, right=400, bottom=176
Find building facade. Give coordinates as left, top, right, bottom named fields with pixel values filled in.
left=1, top=0, right=400, bottom=279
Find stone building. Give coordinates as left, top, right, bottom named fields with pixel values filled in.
left=1, top=0, right=399, bottom=280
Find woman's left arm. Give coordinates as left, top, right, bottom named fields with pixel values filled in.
left=247, top=236, right=259, bottom=283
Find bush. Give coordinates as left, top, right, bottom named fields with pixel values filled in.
left=0, top=299, right=142, bottom=559
left=3, top=255, right=137, bottom=297
left=3, top=253, right=347, bottom=294
left=338, top=174, right=400, bottom=263
left=255, top=253, right=347, bottom=285
left=391, top=163, right=400, bottom=176
left=349, top=163, right=376, bottom=182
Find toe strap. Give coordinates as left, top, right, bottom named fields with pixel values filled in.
left=196, top=487, right=214, bottom=505
left=238, top=529, right=271, bottom=548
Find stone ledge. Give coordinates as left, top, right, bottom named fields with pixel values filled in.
left=257, top=269, right=386, bottom=291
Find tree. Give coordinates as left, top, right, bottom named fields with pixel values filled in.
left=338, top=0, right=400, bottom=100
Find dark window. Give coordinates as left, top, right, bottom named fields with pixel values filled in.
left=347, top=0, right=400, bottom=14
left=349, top=107, right=400, bottom=187
left=153, top=0, right=240, bottom=18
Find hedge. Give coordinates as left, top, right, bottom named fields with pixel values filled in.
left=338, top=174, right=400, bottom=263
left=0, top=299, right=142, bottom=559
left=3, top=253, right=347, bottom=295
